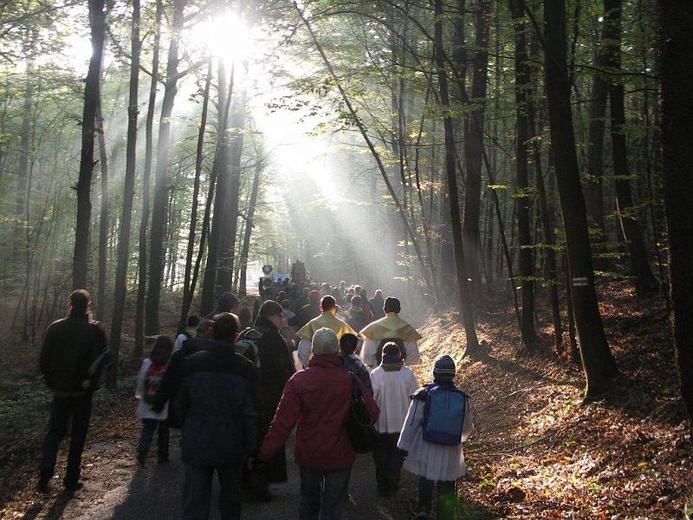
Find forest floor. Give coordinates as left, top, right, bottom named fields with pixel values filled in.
left=0, top=280, right=692, bottom=519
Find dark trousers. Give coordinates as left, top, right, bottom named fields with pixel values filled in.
left=137, top=418, right=169, bottom=460
left=183, top=463, right=242, bottom=520
left=299, top=465, right=352, bottom=520
left=40, top=391, right=93, bottom=487
left=372, top=432, right=404, bottom=493
left=418, top=477, right=456, bottom=520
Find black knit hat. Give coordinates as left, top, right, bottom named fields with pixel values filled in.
left=433, top=355, right=456, bottom=382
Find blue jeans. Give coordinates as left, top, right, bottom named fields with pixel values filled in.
left=183, top=463, right=242, bottom=520
left=40, top=391, right=93, bottom=488
left=418, top=478, right=456, bottom=520
left=299, top=465, right=352, bottom=520
left=137, top=418, right=169, bottom=460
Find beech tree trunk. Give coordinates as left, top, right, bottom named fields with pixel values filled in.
left=73, top=0, right=105, bottom=290
left=543, top=0, right=618, bottom=398
left=146, top=0, right=184, bottom=334
left=603, top=0, right=658, bottom=296
left=659, top=0, right=693, bottom=442
left=434, top=0, right=479, bottom=355
left=135, top=0, right=162, bottom=357
left=509, top=0, right=536, bottom=348
left=109, top=0, right=141, bottom=389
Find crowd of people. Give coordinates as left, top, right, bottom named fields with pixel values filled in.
left=37, top=284, right=474, bottom=520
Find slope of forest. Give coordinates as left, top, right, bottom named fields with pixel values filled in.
left=0, top=281, right=691, bottom=519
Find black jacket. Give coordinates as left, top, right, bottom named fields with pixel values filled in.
left=178, top=341, right=259, bottom=467
left=40, top=311, right=109, bottom=393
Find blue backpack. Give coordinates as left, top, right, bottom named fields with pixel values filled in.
left=422, top=383, right=468, bottom=446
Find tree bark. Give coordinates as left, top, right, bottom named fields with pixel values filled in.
left=509, top=0, right=536, bottom=348
left=603, top=0, right=658, bottom=296
left=659, top=0, right=693, bottom=442
left=135, top=0, right=163, bottom=357
left=145, top=0, right=184, bottom=334
left=462, top=0, right=490, bottom=300
left=73, top=0, right=105, bottom=290
left=543, top=0, right=618, bottom=398
left=434, top=0, right=479, bottom=355
left=178, top=61, right=212, bottom=332
left=108, top=0, right=141, bottom=390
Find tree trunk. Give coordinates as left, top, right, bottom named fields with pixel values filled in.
left=108, top=0, right=141, bottom=390
left=73, top=0, right=106, bottom=290
left=146, top=0, right=184, bottom=334
left=200, top=62, right=235, bottom=316
left=135, top=0, right=163, bottom=357
left=659, top=0, right=693, bottom=442
left=509, top=0, right=536, bottom=348
left=96, top=100, right=109, bottom=320
left=179, top=61, right=212, bottom=332
left=462, top=0, right=490, bottom=300
left=604, top=0, right=658, bottom=296
left=216, top=88, right=247, bottom=296
left=434, top=0, right=479, bottom=355
left=543, top=0, right=618, bottom=398
left=238, top=149, right=263, bottom=297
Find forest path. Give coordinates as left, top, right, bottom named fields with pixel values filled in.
left=22, top=428, right=421, bottom=520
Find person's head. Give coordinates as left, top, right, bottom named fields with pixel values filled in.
left=258, top=299, right=285, bottom=330
left=350, top=295, right=362, bottom=308
left=196, top=318, right=214, bottom=338
left=433, top=354, right=456, bottom=384
left=187, top=315, right=200, bottom=328
left=359, top=288, right=368, bottom=299
left=238, top=306, right=252, bottom=327
left=216, top=292, right=240, bottom=313
left=339, top=333, right=359, bottom=355
left=384, top=296, right=401, bottom=314
left=308, top=289, right=321, bottom=303
left=381, top=341, right=402, bottom=364
left=374, top=289, right=383, bottom=299
left=150, top=335, right=174, bottom=365
left=69, top=289, right=91, bottom=314
left=354, top=285, right=362, bottom=294
left=311, top=327, right=339, bottom=356
left=320, top=295, right=336, bottom=313
left=211, top=312, right=240, bottom=343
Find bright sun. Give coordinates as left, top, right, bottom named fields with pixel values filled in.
left=184, top=12, right=252, bottom=62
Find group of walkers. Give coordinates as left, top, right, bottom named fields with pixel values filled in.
left=37, top=285, right=474, bottom=520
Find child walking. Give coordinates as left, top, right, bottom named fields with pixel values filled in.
left=135, top=335, right=174, bottom=466
left=397, top=355, right=474, bottom=520
left=370, top=341, right=418, bottom=497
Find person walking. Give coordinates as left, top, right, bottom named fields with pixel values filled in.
left=156, top=312, right=259, bottom=520
left=397, top=355, right=474, bottom=520
left=295, top=295, right=356, bottom=368
left=135, top=334, right=174, bottom=466
left=241, top=300, right=296, bottom=501
left=38, top=289, right=110, bottom=493
left=360, top=296, right=422, bottom=369
left=370, top=341, right=418, bottom=497
left=254, top=328, right=379, bottom=519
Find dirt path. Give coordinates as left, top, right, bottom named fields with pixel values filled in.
left=21, top=429, right=420, bottom=520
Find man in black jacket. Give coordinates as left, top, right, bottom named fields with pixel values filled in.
left=38, top=289, right=109, bottom=493
left=156, top=312, right=259, bottom=520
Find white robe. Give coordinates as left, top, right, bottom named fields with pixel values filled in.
left=397, top=390, right=474, bottom=481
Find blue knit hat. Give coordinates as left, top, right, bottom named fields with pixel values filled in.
left=433, top=355, right=456, bottom=382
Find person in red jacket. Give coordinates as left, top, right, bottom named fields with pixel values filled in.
left=254, top=327, right=379, bottom=519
